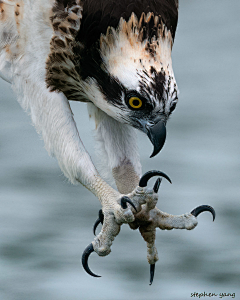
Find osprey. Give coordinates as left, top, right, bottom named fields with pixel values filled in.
left=0, top=0, right=215, bottom=284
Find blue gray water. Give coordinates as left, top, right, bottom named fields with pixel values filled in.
left=0, top=1, right=240, bottom=300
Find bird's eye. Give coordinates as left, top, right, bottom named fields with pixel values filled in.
left=128, top=97, right=143, bottom=109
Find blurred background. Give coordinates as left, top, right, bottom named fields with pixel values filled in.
left=0, top=1, right=239, bottom=299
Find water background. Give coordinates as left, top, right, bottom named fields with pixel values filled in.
left=0, top=1, right=240, bottom=299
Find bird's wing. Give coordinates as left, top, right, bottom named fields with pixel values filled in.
left=0, top=0, right=104, bottom=190
left=0, top=0, right=142, bottom=206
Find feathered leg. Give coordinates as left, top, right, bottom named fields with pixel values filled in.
left=88, top=103, right=141, bottom=193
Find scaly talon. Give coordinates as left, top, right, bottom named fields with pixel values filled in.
left=82, top=243, right=101, bottom=278
left=149, top=264, right=155, bottom=285
left=121, top=196, right=137, bottom=212
left=82, top=169, right=215, bottom=284
left=93, top=209, right=104, bottom=236
left=191, top=205, right=216, bottom=221
left=153, top=178, right=162, bottom=193
left=139, top=170, right=172, bottom=187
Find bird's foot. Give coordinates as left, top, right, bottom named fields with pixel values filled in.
left=82, top=171, right=171, bottom=277
left=82, top=170, right=216, bottom=284
left=132, top=203, right=215, bottom=284
left=129, top=175, right=215, bottom=284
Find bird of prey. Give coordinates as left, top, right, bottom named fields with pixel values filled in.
left=0, top=0, right=215, bottom=284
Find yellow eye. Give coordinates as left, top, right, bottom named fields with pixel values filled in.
left=129, top=97, right=143, bottom=109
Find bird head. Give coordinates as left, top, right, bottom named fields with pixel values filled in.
left=82, top=13, right=178, bottom=157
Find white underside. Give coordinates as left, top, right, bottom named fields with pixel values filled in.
left=0, top=0, right=142, bottom=195
left=88, top=103, right=142, bottom=180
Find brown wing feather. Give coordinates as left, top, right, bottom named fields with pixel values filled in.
left=46, top=0, right=86, bottom=101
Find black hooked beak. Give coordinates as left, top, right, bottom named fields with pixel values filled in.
left=146, top=121, right=166, bottom=158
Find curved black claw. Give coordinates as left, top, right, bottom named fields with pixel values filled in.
left=93, top=209, right=104, bottom=236
left=82, top=243, right=101, bottom=278
left=121, top=196, right=137, bottom=212
left=139, top=170, right=172, bottom=187
left=153, top=178, right=162, bottom=193
left=149, top=264, right=155, bottom=285
left=191, top=205, right=216, bottom=221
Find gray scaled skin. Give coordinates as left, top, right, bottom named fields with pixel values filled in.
left=82, top=170, right=215, bottom=284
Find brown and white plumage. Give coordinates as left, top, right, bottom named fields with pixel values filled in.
left=0, top=0, right=215, bottom=284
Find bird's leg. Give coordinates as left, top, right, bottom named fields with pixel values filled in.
left=90, top=185, right=137, bottom=257
left=136, top=205, right=215, bottom=284
left=128, top=179, right=161, bottom=285
left=46, top=5, right=146, bottom=262
left=87, top=104, right=142, bottom=195
left=132, top=196, right=160, bottom=285
left=82, top=106, right=145, bottom=267
left=139, top=227, right=158, bottom=286
left=112, top=159, right=140, bottom=194
left=84, top=180, right=150, bottom=259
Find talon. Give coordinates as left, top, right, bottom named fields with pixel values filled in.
left=153, top=178, right=162, bottom=193
left=93, top=209, right=104, bottom=236
left=191, top=205, right=216, bottom=221
left=93, top=219, right=101, bottom=236
left=149, top=264, right=155, bottom=285
left=121, top=196, right=137, bottom=212
left=139, top=170, right=172, bottom=187
left=82, top=243, right=101, bottom=278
